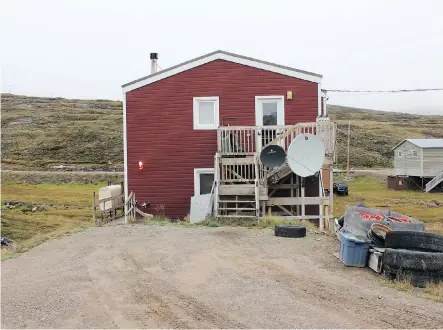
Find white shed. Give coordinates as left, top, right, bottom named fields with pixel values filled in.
left=393, top=139, right=443, bottom=178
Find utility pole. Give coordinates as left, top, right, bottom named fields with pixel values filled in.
left=346, top=120, right=351, bottom=178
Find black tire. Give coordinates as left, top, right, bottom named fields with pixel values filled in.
left=383, top=248, right=443, bottom=272
left=337, top=215, right=344, bottom=227
left=275, top=224, right=306, bottom=238
left=383, top=266, right=442, bottom=288
left=367, top=229, right=384, bottom=247
left=385, top=231, right=443, bottom=252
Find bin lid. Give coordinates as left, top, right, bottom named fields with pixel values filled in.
left=341, top=231, right=371, bottom=243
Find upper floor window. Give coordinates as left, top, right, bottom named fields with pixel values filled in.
left=412, top=151, right=418, bottom=156
left=398, top=151, right=402, bottom=157
left=193, top=97, right=219, bottom=130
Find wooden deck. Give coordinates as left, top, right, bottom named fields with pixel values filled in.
left=213, top=121, right=336, bottom=229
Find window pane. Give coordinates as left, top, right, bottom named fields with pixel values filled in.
left=200, top=173, right=214, bottom=195
left=198, top=101, right=215, bottom=125
left=262, top=102, right=277, bottom=126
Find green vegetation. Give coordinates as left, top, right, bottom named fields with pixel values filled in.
left=329, top=105, right=443, bottom=168
left=199, top=216, right=318, bottom=230
left=423, top=282, right=443, bottom=302
left=378, top=277, right=413, bottom=292
left=1, top=183, right=102, bottom=258
left=1, top=171, right=123, bottom=185
left=1, top=174, right=442, bottom=259
left=1, top=93, right=123, bottom=170
left=2, top=94, right=442, bottom=170
left=333, top=174, right=443, bottom=235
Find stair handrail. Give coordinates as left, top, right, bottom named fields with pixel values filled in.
left=204, top=180, right=216, bottom=218
left=265, top=122, right=336, bottom=154
left=425, top=169, right=443, bottom=192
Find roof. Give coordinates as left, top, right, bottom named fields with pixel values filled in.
left=393, top=139, right=443, bottom=150
left=122, top=50, right=322, bottom=93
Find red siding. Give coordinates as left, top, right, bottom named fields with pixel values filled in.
left=126, top=59, right=319, bottom=219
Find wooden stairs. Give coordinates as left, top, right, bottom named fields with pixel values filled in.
left=425, top=170, right=443, bottom=192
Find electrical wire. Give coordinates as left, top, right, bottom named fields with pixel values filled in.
left=325, top=88, right=443, bottom=93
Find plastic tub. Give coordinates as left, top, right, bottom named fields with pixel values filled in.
left=339, top=231, right=371, bottom=267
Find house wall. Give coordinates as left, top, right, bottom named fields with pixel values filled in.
left=422, top=148, right=443, bottom=177
left=394, top=141, right=422, bottom=177
left=125, top=59, right=319, bottom=218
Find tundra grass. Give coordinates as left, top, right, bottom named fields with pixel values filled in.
left=1, top=183, right=103, bottom=259
left=333, top=175, right=443, bottom=235
left=377, top=277, right=414, bottom=292
left=422, top=282, right=443, bottom=302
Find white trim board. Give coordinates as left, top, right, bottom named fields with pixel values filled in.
left=194, top=168, right=215, bottom=196
left=123, top=93, right=128, bottom=223
left=254, top=96, right=285, bottom=126
left=193, top=96, right=220, bottom=130
left=255, top=96, right=285, bottom=152
left=122, top=51, right=322, bottom=93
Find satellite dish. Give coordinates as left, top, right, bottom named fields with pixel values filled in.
left=260, top=144, right=286, bottom=168
left=287, top=133, right=325, bottom=177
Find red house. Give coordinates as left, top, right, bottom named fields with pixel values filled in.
left=122, top=50, right=336, bottom=226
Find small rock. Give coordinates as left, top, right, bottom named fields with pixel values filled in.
left=32, top=207, right=38, bottom=212
left=378, top=295, right=382, bottom=299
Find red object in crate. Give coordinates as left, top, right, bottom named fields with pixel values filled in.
left=358, top=212, right=411, bottom=223
left=359, top=212, right=385, bottom=221
left=388, top=216, right=410, bottom=223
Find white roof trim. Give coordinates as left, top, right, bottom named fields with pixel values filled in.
left=122, top=51, right=322, bottom=93
left=392, top=138, right=443, bottom=150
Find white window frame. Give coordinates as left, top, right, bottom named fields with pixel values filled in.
left=254, top=95, right=285, bottom=126
left=193, top=96, right=219, bottom=130
left=398, top=151, right=402, bottom=157
left=412, top=150, right=418, bottom=157
left=194, top=168, right=215, bottom=196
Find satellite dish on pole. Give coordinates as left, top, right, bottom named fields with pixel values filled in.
left=260, top=144, right=286, bottom=169
left=287, top=133, right=325, bottom=177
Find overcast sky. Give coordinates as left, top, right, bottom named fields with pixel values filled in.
left=1, top=0, right=443, bottom=114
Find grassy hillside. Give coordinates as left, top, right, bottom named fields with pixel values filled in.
left=1, top=93, right=442, bottom=170
left=329, top=105, right=443, bottom=168
left=1, top=94, right=123, bottom=170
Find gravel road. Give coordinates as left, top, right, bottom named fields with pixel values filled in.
left=1, top=225, right=442, bottom=329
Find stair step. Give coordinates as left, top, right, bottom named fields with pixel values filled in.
left=218, top=200, right=256, bottom=203
left=218, top=207, right=256, bottom=211
left=216, top=215, right=257, bottom=218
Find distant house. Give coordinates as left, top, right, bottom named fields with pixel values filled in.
left=390, top=139, right=443, bottom=192
left=122, top=50, right=336, bottom=221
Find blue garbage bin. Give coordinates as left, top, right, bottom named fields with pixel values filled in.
left=339, top=231, right=371, bottom=267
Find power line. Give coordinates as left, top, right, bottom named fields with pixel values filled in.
left=326, top=88, right=443, bottom=93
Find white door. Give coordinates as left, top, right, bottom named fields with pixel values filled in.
left=255, top=96, right=285, bottom=151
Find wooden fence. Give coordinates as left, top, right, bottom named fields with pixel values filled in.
left=125, top=191, right=136, bottom=223
left=92, top=191, right=125, bottom=226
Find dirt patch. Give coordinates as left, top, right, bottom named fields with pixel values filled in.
left=2, top=225, right=442, bottom=328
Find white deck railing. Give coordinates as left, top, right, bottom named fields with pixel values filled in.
left=217, top=122, right=336, bottom=156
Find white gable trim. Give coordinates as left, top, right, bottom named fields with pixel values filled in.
left=123, top=92, right=128, bottom=223
left=123, top=52, right=321, bottom=93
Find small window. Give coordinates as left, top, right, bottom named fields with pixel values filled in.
left=194, top=168, right=215, bottom=195
left=412, top=151, right=418, bottom=156
left=398, top=151, right=402, bottom=157
left=193, top=97, right=219, bottom=130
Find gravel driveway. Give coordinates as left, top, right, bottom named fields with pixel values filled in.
left=1, top=225, right=442, bottom=328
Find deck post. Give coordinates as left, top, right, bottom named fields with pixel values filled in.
left=319, top=171, right=324, bottom=231
left=92, top=191, right=96, bottom=225
left=329, top=164, right=334, bottom=231
left=301, top=178, right=305, bottom=222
